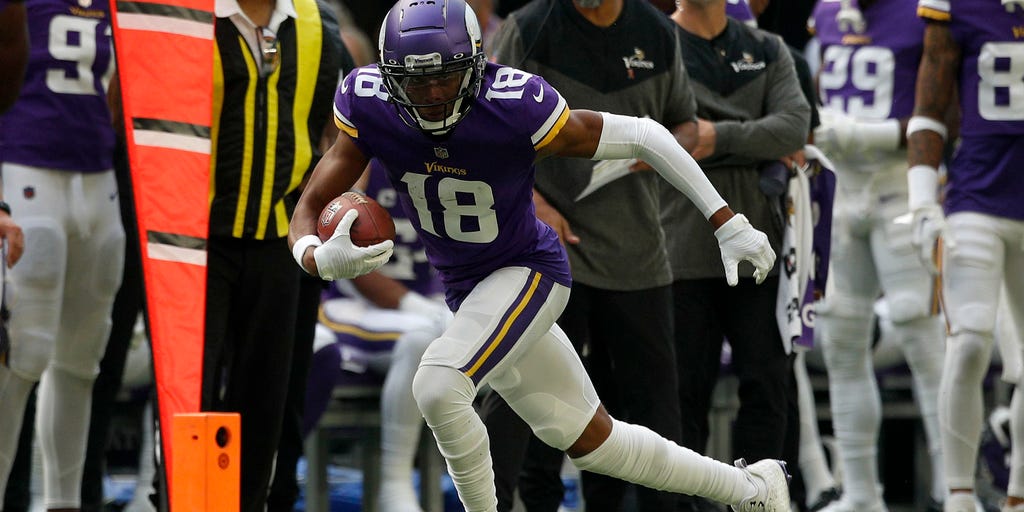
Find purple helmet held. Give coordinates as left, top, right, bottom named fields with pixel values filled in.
left=378, top=0, right=486, bottom=135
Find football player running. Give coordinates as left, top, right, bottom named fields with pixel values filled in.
left=809, top=0, right=948, bottom=510
left=289, top=0, right=789, bottom=510
left=908, top=0, right=1024, bottom=510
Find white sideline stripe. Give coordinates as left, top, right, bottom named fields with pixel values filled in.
left=148, top=243, right=207, bottom=266
left=134, top=130, right=211, bottom=154
left=117, top=13, right=214, bottom=40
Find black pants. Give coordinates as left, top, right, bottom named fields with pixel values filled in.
left=481, top=283, right=679, bottom=512
left=671, top=276, right=790, bottom=462
left=266, top=272, right=323, bottom=512
left=203, top=236, right=301, bottom=512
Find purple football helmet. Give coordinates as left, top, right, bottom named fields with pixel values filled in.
left=378, top=0, right=486, bottom=135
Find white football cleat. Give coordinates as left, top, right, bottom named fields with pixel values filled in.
left=731, top=458, right=792, bottom=512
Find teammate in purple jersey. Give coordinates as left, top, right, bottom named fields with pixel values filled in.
left=0, top=0, right=123, bottom=509
left=908, top=0, right=1024, bottom=511
left=809, top=1, right=947, bottom=510
left=289, top=0, right=791, bottom=510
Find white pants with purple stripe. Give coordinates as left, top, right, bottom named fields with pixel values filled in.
left=420, top=266, right=600, bottom=449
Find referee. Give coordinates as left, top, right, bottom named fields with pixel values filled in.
left=204, top=1, right=347, bottom=510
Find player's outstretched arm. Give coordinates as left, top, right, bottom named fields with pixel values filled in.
left=290, top=129, right=393, bottom=280
left=543, top=109, right=776, bottom=285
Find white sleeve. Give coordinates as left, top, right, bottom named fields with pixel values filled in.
left=592, top=112, right=727, bottom=219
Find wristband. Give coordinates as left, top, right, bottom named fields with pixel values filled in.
left=907, top=116, right=948, bottom=142
left=292, top=234, right=322, bottom=273
left=907, top=165, right=940, bottom=211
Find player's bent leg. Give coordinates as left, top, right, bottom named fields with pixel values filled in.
left=413, top=363, right=496, bottom=512
left=494, top=324, right=787, bottom=510
left=568, top=410, right=790, bottom=512
left=379, top=326, right=436, bottom=512
left=414, top=267, right=569, bottom=512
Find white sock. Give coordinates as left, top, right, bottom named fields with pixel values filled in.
left=571, top=418, right=755, bottom=506
left=413, top=365, right=496, bottom=512
left=37, top=366, right=95, bottom=509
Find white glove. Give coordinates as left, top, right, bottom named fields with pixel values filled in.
left=905, top=164, right=951, bottom=275
left=910, top=204, right=947, bottom=275
left=714, top=214, right=776, bottom=286
left=814, top=108, right=901, bottom=159
left=313, top=209, right=394, bottom=281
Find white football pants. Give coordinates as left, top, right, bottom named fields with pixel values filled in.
left=940, top=212, right=1024, bottom=496
left=0, top=164, right=125, bottom=509
left=412, top=267, right=761, bottom=512
left=818, top=165, right=945, bottom=505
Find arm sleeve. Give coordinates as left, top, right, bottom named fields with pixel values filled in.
left=714, top=34, right=812, bottom=159
left=593, top=112, right=727, bottom=219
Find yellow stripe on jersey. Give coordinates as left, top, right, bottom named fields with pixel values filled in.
left=464, top=272, right=542, bottom=378
left=534, top=106, right=570, bottom=151
left=918, top=6, right=951, bottom=21
left=335, top=104, right=358, bottom=138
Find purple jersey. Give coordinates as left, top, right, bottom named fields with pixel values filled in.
left=0, top=0, right=114, bottom=172
left=726, top=0, right=757, bottom=26
left=918, top=0, right=1024, bottom=220
left=334, top=63, right=572, bottom=309
left=813, top=0, right=923, bottom=120
left=365, top=159, right=444, bottom=298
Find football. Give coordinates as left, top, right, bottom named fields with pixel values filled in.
left=317, top=191, right=396, bottom=247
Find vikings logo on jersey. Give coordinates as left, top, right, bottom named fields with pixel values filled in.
left=812, top=0, right=924, bottom=121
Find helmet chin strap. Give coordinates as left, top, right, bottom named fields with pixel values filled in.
left=413, top=98, right=465, bottom=134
